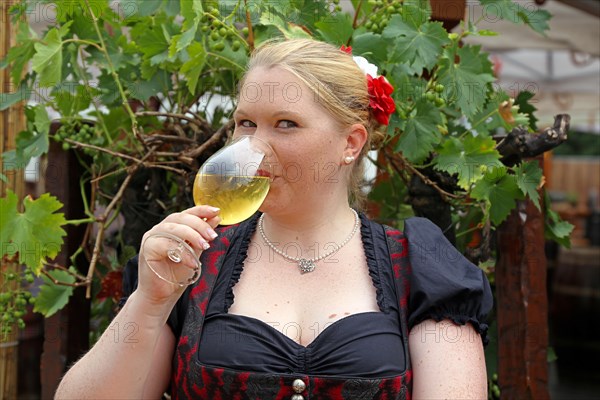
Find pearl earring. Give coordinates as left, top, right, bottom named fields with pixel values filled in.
left=344, top=155, right=355, bottom=165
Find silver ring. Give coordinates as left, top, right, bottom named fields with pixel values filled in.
left=141, top=232, right=202, bottom=287
left=167, top=244, right=183, bottom=263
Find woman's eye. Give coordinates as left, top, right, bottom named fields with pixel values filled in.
left=238, top=120, right=256, bottom=128
left=277, top=120, right=297, bottom=128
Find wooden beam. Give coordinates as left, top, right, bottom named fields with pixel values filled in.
left=496, top=158, right=550, bottom=399
left=556, top=0, right=600, bottom=18
left=0, top=0, right=27, bottom=398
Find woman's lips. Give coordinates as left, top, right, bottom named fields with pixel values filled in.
left=256, top=169, right=273, bottom=178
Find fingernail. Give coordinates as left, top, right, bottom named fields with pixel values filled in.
left=201, top=241, right=210, bottom=250
left=208, top=228, right=218, bottom=239
left=208, top=206, right=220, bottom=213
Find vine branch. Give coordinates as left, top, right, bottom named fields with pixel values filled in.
left=84, top=147, right=159, bottom=298
left=184, top=119, right=234, bottom=159
left=83, top=0, right=142, bottom=145
left=383, top=148, right=462, bottom=202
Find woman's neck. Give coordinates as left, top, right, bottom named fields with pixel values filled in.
left=259, top=200, right=358, bottom=253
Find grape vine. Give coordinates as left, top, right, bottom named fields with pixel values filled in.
left=0, top=2, right=568, bottom=396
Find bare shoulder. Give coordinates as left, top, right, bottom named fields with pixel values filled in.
left=409, top=319, right=488, bottom=399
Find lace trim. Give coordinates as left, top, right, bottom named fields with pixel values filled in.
left=223, top=213, right=260, bottom=312
left=359, top=212, right=387, bottom=313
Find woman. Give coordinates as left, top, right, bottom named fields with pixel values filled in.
left=56, top=39, right=492, bottom=399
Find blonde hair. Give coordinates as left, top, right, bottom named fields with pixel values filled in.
left=240, top=38, right=385, bottom=209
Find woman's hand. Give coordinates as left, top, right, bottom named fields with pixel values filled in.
left=137, top=205, right=221, bottom=304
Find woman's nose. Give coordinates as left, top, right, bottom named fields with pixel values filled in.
left=252, top=127, right=270, bottom=143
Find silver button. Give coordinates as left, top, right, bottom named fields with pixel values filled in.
left=291, top=395, right=304, bottom=400
left=292, top=378, right=306, bottom=393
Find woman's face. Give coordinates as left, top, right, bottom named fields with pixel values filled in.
left=233, top=66, right=350, bottom=216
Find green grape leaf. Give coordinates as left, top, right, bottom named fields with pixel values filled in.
left=3, top=22, right=37, bottom=85
left=383, top=13, right=449, bottom=74
left=169, top=23, right=198, bottom=58
left=33, top=269, right=75, bottom=317
left=479, top=0, right=552, bottom=35
left=33, top=104, right=50, bottom=136
left=53, top=85, right=94, bottom=117
left=290, top=0, right=331, bottom=33
left=181, top=42, right=206, bottom=95
left=180, top=0, right=203, bottom=30
left=434, top=135, right=503, bottom=190
left=546, top=219, right=574, bottom=248
left=514, top=90, right=538, bottom=131
left=17, top=128, right=49, bottom=160
left=120, top=0, right=162, bottom=17
left=2, top=122, right=49, bottom=173
left=470, top=91, right=510, bottom=136
left=389, top=66, right=427, bottom=105
left=514, top=160, right=543, bottom=210
left=315, top=12, right=354, bottom=45
left=471, top=167, right=523, bottom=225
left=544, top=194, right=574, bottom=247
left=31, top=23, right=72, bottom=88
left=165, top=0, right=181, bottom=16
left=351, top=32, right=387, bottom=67
left=130, top=73, right=170, bottom=102
left=0, top=81, right=32, bottom=111
left=437, top=43, right=496, bottom=118
left=395, top=100, right=442, bottom=163
left=69, top=8, right=97, bottom=40
left=134, top=23, right=169, bottom=60
left=0, top=191, right=67, bottom=274
left=546, top=208, right=574, bottom=248
left=259, top=14, right=311, bottom=39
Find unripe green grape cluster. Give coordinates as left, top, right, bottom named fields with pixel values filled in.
left=488, top=373, right=500, bottom=399
left=54, top=120, right=104, bottom=156
left=331, top=0, right=342, bottom=13
left=200, top=6, right=243, bottom=52
left=424, top=82, right=446, bottom=107
left=364, top=0, right=403, bottom=34
left=0, top=271, right=35, bottom=337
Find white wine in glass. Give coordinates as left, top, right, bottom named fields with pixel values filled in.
left=193, top=135, right=276, bottom=225
left=140, top=136, right=275, bottom=287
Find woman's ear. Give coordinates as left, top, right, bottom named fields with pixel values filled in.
left=344, top=124, right=368, bottom=159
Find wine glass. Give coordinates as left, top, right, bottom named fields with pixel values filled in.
left=140, top=135, right=276, bottom=286
left=193, top=135, right=276, bottom=225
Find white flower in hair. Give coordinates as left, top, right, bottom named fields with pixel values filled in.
left=353, top=56, right=378, bottom=77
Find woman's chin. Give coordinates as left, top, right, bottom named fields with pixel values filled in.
left=258, top=192, right=284, bottom=215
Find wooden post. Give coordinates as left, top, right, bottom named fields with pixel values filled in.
left=496, top=157, right=550, bottom=399
left=0, top=0, right=27, bottom=397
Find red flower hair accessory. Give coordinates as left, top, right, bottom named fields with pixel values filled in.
left=340, top=45, right=396, bottom=125
left=367, top=75, right=396, bottom=125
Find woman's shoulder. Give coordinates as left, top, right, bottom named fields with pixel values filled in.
left=400, top=216, right=493, bottom=341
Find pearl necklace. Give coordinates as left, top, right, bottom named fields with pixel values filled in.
left=258, top=209, right=360, bottom=274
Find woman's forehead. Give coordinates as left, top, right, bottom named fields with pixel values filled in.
left=238, top=67, right=313, bottom=106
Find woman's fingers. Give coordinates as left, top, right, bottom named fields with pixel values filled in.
left=187, top=205, right=222, bottom=229
left=148, top=223, right=205, bottom=253
left=183, top=205, right=221, bottom=219
left=161, top=206, right=221, bottom=245
left=204, top=215, right=221, bottom=229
